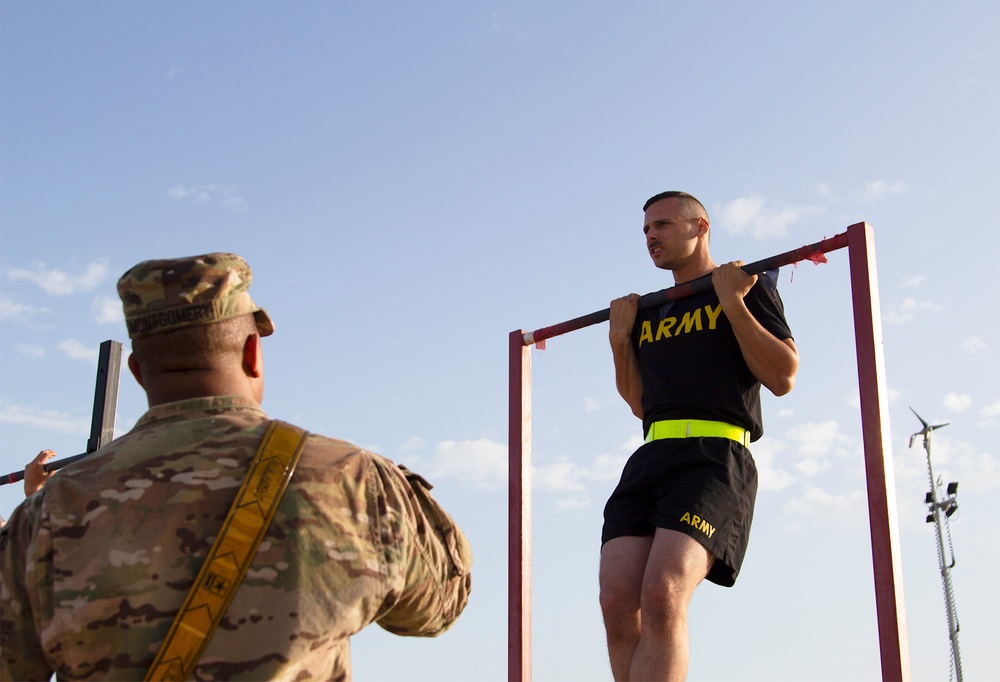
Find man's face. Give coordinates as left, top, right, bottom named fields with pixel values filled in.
left=642, top=197, right=701, bottom=271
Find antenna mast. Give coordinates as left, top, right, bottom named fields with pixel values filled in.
left=909, top=407, right=963, bottom=682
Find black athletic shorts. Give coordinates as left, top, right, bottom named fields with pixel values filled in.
left=601, top=437, right=758, bottom=587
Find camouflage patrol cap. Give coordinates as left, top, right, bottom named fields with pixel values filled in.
left=117, top=252, right=274, bottom=340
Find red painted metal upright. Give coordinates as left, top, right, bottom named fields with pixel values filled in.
left=508, top=330, right=532, bottom=682
left=847, top=222, right=911, bottom=682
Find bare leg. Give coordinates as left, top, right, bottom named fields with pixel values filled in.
left=599, top=536, right=653, bottom=681
left=630, top=528, right=714, bottom=682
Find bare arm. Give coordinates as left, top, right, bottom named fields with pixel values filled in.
left=609, top=294, right=644, bottom=419
left=713, top=262, right=799, bottom=396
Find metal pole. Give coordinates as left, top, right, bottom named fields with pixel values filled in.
left=2, top=339, right=123, bottom=485
left=508, top=330, right=532, bottom=682
left=847, top=222, right=911, bottom=681
left=919, top=429, right=963, bottom=681
left=86, top=339, right=123, bottom=454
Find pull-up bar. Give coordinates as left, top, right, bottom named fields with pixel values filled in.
left=521, top=231, right=849, bottom=347
left=508, top=222, right=910, bottom=681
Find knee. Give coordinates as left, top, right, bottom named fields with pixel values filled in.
left=599, top=578, right=639, bottom=625
left=639, top=578, right=689, bottom=628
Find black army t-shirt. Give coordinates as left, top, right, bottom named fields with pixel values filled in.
left=631, top=272, right=792, bottom=442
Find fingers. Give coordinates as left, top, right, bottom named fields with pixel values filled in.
left=34, top=449, right=57, bottom=465
left=610, top=293, right=640, bottom=319
left=713, top=261, right=756, bottom=300
left=609, top=294, right=640, bottom=341
left=24, top=449, right=57, bottom=497
left=610, top=293, right=640, bottom=309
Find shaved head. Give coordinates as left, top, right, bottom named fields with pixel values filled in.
left=643, top=191, right=709, bottom=222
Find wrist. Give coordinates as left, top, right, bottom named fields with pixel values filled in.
left=609, top=333, right=632, bottom=350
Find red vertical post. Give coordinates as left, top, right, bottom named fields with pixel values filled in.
left=847, top=223, right=911, bottom=682
left=508, top=330, right=532, bottom=682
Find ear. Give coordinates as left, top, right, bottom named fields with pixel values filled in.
left=127, top=353, right=145, bottom=388
left=696, top=215, right=710, bottom=236
left=242, top=333, right=263, bottom=378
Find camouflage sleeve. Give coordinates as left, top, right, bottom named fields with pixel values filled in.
left=0, top=496, right=56, bottom=682
left=372, top=460, right=472, bottom=637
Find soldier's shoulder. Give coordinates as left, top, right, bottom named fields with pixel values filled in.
left=302, top=431, right=366, bottom=455
left=296, top=432, right=413, bottom=485
left=293, top=431, right=382, bottom=470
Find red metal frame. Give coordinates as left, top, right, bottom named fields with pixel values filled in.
left=847, top=222, right=911, bottom=681
left=508, top=223, right=910, bottom=681
left=508, top=330, right=532, bottom=682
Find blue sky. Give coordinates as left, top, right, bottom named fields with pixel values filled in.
left=2, top=2, right=998, bottom=680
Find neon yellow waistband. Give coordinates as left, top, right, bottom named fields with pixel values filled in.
left=644, top=419, right=750, bottom=447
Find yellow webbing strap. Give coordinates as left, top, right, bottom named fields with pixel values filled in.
left=145, top=420, right=309, bottom=681
left=644, top=418, right=750, bottom=447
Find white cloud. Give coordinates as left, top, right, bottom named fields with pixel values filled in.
left=786, top=420, right=854, bottom=459
left=516, top=434, right=644, bottom=509
left=534, top=457, right=587, bottom=493
left=944, top=393, right=972, bottom=412
left=863, top=180, right=908, bottom=201
left=714, top=194, right=824, bottom=239
left=16, top=343, right=45, bottom=360
left=590, top=450, right=631, bottom=482
left=7, top=259, right=108, bottom=296
left=0, top=294, right=48, bottom=323
left=590, top=435, right=643, bottom=481
left=919, top=438, right=1000, bottom=493
left=0, top=401, right=91, bottom=436
left=0, top=295, right=30, bottom=319
left=583, top=398, right=600, bottom=412
left=782, top=485, right=867, bottom=531
left=58, top=339, right=99, bottom=363
left=795, top=458, right=832, bottom=477
left=962, top=336, right=986, bottom=355
left=168, top=185, right=211, bottom=203
left=884, top=297, right=943, bottom=325
left=167, top=184, right=247, bottom=210
left=92, top=295, right=123, bottom=325
left=753, top=437, right=796, bottom=491
left=980, top=400, right=1000, bottom=427
left=899, top=275, right=925, bottom=288
left=221, top=195, right=247, bottom=210
left=398, top=436, right=427, bottom=452
left=953, top=450, right=1000, bottom=492
left=555, top=496, right=591, bottom=511
left=901, top=298, right=942, bottom=313
left=716, top=195, right=765, bottom=233
left=421, top=433, right=635, bottom=501
left=426, top=438, right=507, bottom=489
left=771, top=422, right=868, bottom=495
left=534, top=436, right=638, bottom=508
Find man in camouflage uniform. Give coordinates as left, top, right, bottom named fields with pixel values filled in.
left=1, top=253, right=472, bottom=681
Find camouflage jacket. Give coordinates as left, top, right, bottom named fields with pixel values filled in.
left=1, top=396, right=471, bottom=681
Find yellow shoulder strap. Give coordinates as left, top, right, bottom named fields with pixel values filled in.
left=145, top=420, right=309, bottom=681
